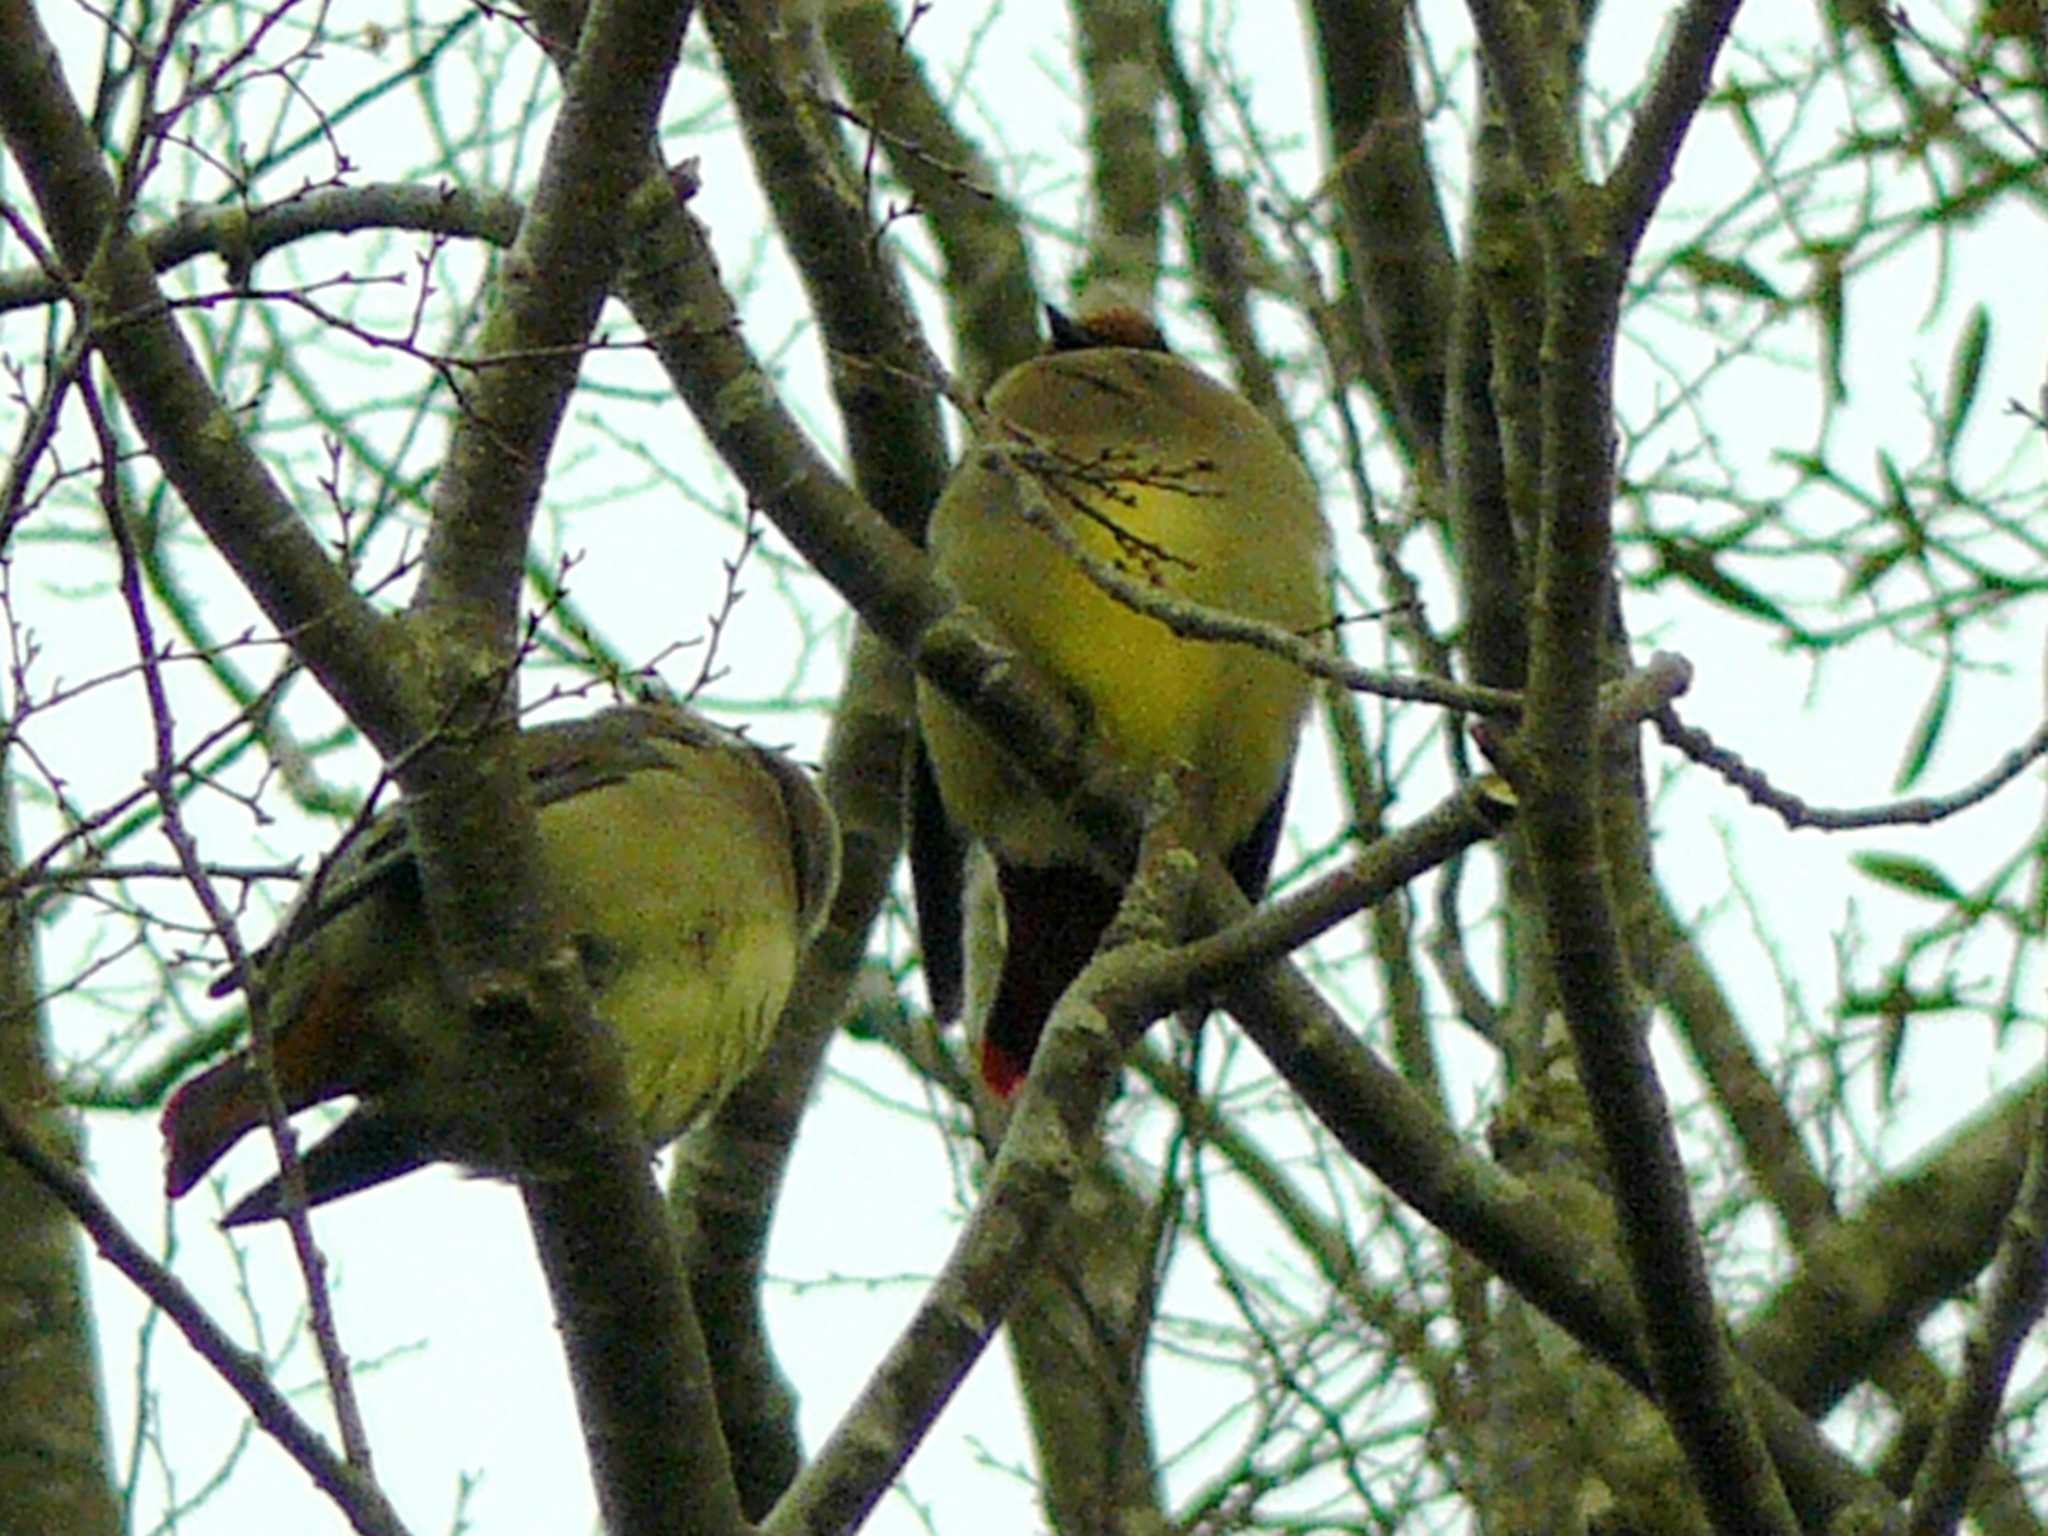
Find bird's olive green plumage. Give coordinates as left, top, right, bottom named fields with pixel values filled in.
left=912, top=305, right=1331, bottom=1094
left=162, top=702, right=839, bottom=1225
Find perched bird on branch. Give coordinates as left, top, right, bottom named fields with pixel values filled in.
left=162, top=701, right=840, bottom=1225
left=912, top=302, right=1332, bottom=1096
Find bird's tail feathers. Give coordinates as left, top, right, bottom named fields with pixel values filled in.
left=220, top=1110, right=432, bottom=1227
left=161, top=1058, right=263, bottom=1200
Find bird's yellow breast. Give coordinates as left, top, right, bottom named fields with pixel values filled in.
left=536, top=747, right=802, bottom=1144
left=919, top=347, right=1330, bottom=865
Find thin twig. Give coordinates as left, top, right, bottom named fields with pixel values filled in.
left=1656, top=705, right=2048, bottom=829
left=84, top=372, right=375, bottom=1473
